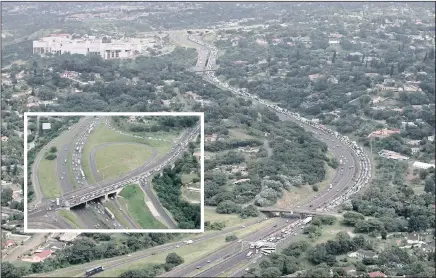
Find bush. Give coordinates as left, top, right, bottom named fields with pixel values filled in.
left=166, top=252, right=184, bottom=265
left=49, top=146, right=57, bottom=153
left=225, top=235, right=238, bottom=242
left=312, top=185, right=319, bottom=192
left=45, top=154, right=56, bottom=160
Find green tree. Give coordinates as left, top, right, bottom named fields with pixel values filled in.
left=165, top=252, right=184, bottom=266
left=1, top=188, right=13, bottom=206
left=225, top=235, right=238, bottom=242
left=45, top=154, right=57, bottom=160
left=259, top=267, right=281, bottom=278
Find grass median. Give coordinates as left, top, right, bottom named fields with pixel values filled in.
left=37, top=153, right=61, bottom=199
left=119, top=184, right=167, bottom=229
left=57, top=209, right=82, bottom=229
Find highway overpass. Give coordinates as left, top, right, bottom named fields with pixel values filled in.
left=258, top=207, right=340, bottom=217
left=28, top=124, right=200, bottom=217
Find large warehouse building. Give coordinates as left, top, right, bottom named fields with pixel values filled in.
left=33, top=34, right=156, bottom=59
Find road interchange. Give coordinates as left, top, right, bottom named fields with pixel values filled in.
left=27, top=116, right=201, bottom=230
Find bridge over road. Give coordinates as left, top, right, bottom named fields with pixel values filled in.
left=258, top=207, right=341, bottom=217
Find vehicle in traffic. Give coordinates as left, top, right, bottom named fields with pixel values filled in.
left=85, top=266, right=104, bottom=277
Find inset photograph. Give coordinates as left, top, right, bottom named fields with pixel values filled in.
left=24, top=112, right=203, bottom=232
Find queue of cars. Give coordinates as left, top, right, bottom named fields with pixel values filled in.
left=188, top=35, right=373, bottom=212
left=60, top=124, right=201, bottom=208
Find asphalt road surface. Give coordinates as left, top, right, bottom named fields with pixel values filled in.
left=139, top=178, right=177, bottom=228
left=160, top=32, right=371, bottom=277
left=162, top=219, right=291, bottom=277
left=30, top=218, right=269, bottom=277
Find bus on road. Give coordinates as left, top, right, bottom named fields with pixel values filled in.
left=85, top=266, right=104, bottom=277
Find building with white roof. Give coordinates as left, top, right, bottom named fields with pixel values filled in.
left=412, top=161, right=435, bottom=170
left=33, top=34, right=155, bottom=60
left=42, top=123, right=51, bottom=130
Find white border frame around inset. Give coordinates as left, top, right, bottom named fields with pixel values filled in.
left=24, top=112, right=205, bottom=233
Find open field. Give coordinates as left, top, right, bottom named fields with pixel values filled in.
left=94, top=219, right=277, bottom=277
left=204, top=207, right=262, bottom=227
left=181, top=172, right=200, bottom=184
left=94, top=143, right=154, bottom=180
left=119, top=184, right=166, bottom=229
left=57, top=209, right=82, bottom=229
left=228, top=128, right=257, bottom=140
left=37, top=152, right=61, bottom=198
left=181, top=187, right=201, bottom=203
left=82, top=123, right=148, bottom=184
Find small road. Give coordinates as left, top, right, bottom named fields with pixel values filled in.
left=3, top=234, right=46, bottom=261
left=139, top=179, right=177, bottom=229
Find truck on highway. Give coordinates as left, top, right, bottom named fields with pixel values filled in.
left=56, top=198, right=59, bottom=206
left=104, top=207, right=115, bottom=220
left=339, top=159, right=343, bottom=165
left=329, top=184, right=333, bottom=190
left=185, top=240, right=193, bottom=244
left=246, top=251, right=253, bottom=258
left=302, top=216, right=313, bottom=225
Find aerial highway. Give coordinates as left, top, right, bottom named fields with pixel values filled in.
left=158, top=31, right=372, bottom=277
left=27, top=116, right=201, bottom=229
left=29, top=217, right=274, bottom=277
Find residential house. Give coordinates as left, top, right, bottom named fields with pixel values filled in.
left=412, top=161, right=435, bottom=170
left=328, top=40, right=340, bottom=45
left=2, top=239, right=16, bottom=249
left=1, top=136, right=8, bottom=142
left=403, top=83, right=422, bottom=92
left=57, top=232, right=81, bottom=242
left=61, top=71, right=79, bottom=79
left=428, top=135, right=434, bottom=142
left=378, top=150, right=409, bottom=161
left=328, top=76, right=338, bottom=84
left=205, top=134, right=218, bottom=142
left=193, top=152, right=201, bottom=162
left=233, top=178, right=251, bottom=184
left=411, top=147, right=420, bottom=154
left=368, top=271, right=387, bottom=278
left=407, top=140, right=422, bottom=146
left=401, top=121, right=417, bottom=129
left=308, top=74, right=324, bottom=81
left=368, top=128, right=401, bottom=139
left=22, top=250, right=53, bottom=263
left=42, top=123, right=52, bottom=130
left=348, top=249, right=378, bottom=259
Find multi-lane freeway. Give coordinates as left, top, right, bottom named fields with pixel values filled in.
left=159, top=31, right=373, bottom=277
left=27, top=116, right=201, bottom=230
left=34, top=29, right=372, bottom=277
